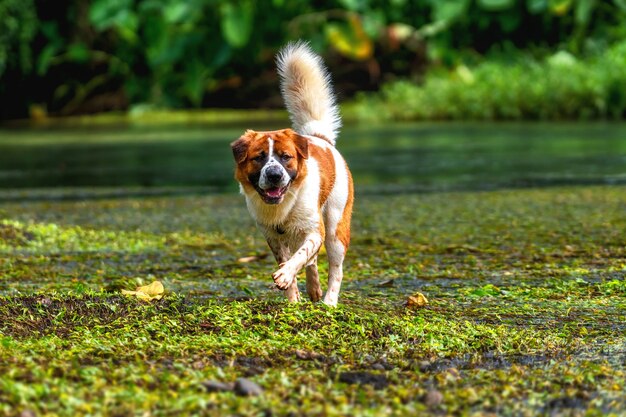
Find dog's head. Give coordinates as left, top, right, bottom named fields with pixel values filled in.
left=231, top=129, right=309, bottom=204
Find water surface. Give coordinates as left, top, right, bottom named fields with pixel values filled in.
left=0, top=122, right=624, bottom=194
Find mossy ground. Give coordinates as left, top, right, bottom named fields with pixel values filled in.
left=0, top=186, right=625, bottom=416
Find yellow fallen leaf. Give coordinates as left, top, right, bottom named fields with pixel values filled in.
left=406, top=292, right=428, bottom=308
left=122, top=280, right=164, bottom=301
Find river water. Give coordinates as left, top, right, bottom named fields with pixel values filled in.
left=0, top=122, right=624, bottom=193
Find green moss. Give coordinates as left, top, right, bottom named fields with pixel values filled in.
left=0, top=185, right=625, bottom=416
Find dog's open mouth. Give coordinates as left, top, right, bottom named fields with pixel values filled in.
left=259, top=185, right=289, bottom=204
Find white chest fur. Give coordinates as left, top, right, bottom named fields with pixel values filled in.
left=244, top=157, right=321, bottom=234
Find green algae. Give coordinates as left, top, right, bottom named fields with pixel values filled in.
left=0, top=185, right=625, bottom=416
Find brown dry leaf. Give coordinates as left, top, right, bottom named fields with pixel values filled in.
left=237, top=256, right=259, bottom=263
left=406, top=292, right=429, bottom=309
left=122, top=280, right=164, bottom=301
left=237, top=253, right=269, bottom=263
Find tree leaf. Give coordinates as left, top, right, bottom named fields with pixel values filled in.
left=527, top=0, right=548, bottom=13
left=326, top=14, right=373, bottom=61
left=181, top=57, right=207, bottom=106
left=550, top=0, right=572, bottom=15
left=164, top=2, right=189, bottom=24
left=478, top=0, right=515, bottom=11
left=613, top=0, right=626, bottom=11
left=67, top=43, right=90, bottom=64
left=89, top=0, right=137, bottom=42
left=431, top=0, right=469, bottom=23
left=338, top=0, right=366, bottom=11
left=37, top=44, right=59, bottom=75
left=575, top=0, right=595, bottom=25
left=89, top=0, right=133, bottom=30
left=220, top=1, right=254, bottom=48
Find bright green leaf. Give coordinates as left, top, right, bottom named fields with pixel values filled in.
left=37, top=44, right=58, bottom=75
left=67, top=43, right=89, bottom=64
left=575, top=0, right=595, bottom=25
left=431, top=0, right=469, bottom=22
left=89, top=0, right=132, bottom=30
left=550, top=0, right=572, bottom=15
left=219, top=1, right=254, bottom=48
left=182, top=58, right=207, bottom=106
left=339, top=0, right=367, bottom=11
left=164, top=2, right=189, bottom=24
left=478, top=0, right=515, bottom=11
left=527, top=0, right=548, bottom=12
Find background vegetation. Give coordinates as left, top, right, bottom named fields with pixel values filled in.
left=1, top=0, right=626, bottom=120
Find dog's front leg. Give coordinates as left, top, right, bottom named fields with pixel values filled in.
left=265, top=233, right=300, bottom=302
left=265, top=234, right=290, bottom=265
left=272, top=232, right=322, bottom=292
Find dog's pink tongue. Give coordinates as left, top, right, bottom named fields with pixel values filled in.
left=266, top=188, right=282, bottom=197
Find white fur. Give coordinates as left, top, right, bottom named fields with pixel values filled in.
left=259, top=137, right=290, bottom=190
left=277, top=41, right=341, bottom=145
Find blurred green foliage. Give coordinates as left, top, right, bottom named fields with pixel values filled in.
left=353, top=40, right=626, bottom=120
left=0, top=0, right=625, bottom=120
left=0, top=0, right=36, bottom=76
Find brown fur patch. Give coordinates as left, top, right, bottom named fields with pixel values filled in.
left=308, top=143, right=336, bottom=208
left=335, top=161, right=353, bottom=251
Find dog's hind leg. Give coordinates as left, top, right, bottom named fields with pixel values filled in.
left=305, top=256, right=322, bottom=302
left=322, top=237, right=345, bottom=307
left=322, top=197, right=351, bottom=306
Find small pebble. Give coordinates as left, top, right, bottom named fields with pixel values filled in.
left=424, top=389, right=443, bottom=407
left=234, top=378, right=264, bottom=396
left=243, top=366, right=265, bottom=377
left=339, top=371, right=389, bottom=390
left=201, top=380, right=233, bottom=393
left=295, top=349, right=323, bottom=360
left=418, top=360, right=431, bottom=372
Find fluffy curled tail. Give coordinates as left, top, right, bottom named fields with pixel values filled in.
left=277, top=41, right=341, bottom=146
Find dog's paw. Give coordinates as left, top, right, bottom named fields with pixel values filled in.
left=272, top=263, right=297, bottom=290
left=322, top=293, right=338, bottom=307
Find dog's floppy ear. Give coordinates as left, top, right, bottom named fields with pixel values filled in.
left=293, top=132, right=309, bottom=160
left=231, top=134, right=251, bottom=164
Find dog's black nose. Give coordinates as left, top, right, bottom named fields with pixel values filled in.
left=265, top=166, right=283, bottom=183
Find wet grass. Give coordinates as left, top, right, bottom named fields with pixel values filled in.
left=0, top=186, right=625, bottom=416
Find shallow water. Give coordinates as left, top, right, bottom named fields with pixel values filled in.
left=0, top=122, right=624, bottom=193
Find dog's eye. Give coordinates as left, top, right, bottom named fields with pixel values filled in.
left=252, top=153, right=265, bottom=162
left=280, top=154, right=293, bottom=162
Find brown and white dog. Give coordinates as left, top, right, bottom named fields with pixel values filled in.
left=230, top=42, right=353, bottom=306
